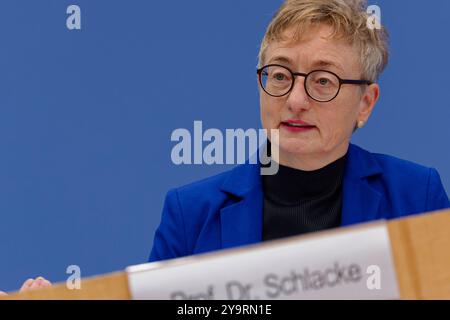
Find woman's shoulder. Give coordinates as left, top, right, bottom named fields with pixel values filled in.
left=353, top=144, right=448, bottom=208
left=350, top=144, right=450, bottom=212
left=174, top=167, right=236, bottom=195
left=352, top=143, right=437, bottom=178
left=166, top=163, right=258, bottom=207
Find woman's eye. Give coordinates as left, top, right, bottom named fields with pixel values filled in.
left=318, top=78, right=330, bottom=86
left=273, top=73, right=287, bottom=81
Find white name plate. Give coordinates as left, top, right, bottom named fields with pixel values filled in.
left=127, top=223, right=399, bottom=300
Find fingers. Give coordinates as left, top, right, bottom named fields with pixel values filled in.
left=20, top=278, right=34, bottom=292
left=19, top=277, right=52, bottom=292
left=33, top=277, right=52, bottom=289
left=0, top=291, right=8, bottom=296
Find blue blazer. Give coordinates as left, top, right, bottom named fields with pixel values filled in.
left=149, top=143, right=450, bottom=262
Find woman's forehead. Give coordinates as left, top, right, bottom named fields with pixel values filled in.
left=265, top=27, right=360, bottom=74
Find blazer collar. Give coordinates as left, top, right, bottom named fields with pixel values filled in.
left=218, top=143, right=384, bottom=248
left=219, top=163, right=263, bottom=249
left=341, top=143, right=384, bottom=226
left=344, top=143, right=383, bottom=179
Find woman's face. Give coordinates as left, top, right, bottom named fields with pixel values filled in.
left=259, top=24, right=379, bottom=170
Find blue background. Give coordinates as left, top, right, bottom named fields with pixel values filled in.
left=0, top=0, right=448, bottom=291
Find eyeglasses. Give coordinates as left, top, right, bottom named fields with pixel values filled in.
left=257, top=64, right=373, bottom=102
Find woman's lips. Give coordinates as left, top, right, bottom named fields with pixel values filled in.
left=280, top=121, right=316, bottom=133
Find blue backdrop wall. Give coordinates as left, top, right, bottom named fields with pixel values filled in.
left=0, top=0, right=449, bottom=291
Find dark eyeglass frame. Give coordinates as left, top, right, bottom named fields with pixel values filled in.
left=257, top=64, right=373, bottom=102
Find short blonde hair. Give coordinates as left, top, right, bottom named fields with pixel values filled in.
left=258, top=0, right=389, bottom=82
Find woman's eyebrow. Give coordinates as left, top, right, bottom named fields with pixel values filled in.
left=311, top=59, right=344, bottom=72
left=267, top=56, right=294, bottom=66
left=267, top=56, right=345, bottom=73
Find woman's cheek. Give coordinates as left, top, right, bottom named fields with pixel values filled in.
left=326, top=125, right=347, bottom=152
left=263, top=110, right=278, bottom=130
left=318, top=124, right=335, bottom=151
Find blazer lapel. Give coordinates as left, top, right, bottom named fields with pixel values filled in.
left=219, top=163, right=263, bottom=249
left=341, top=144, right=383, bottom=226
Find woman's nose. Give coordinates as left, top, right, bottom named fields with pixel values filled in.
left=286, top=77, right=311, bottom=112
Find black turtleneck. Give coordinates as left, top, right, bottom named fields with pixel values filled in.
left=262, top=149, right=348, bottom=241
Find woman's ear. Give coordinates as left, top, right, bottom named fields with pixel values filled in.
left=358, top=83, right=380, bottom=122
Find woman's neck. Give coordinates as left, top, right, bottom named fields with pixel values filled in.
left=272, top=142, right=350, bottom=171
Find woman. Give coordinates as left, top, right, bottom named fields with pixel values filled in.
left=0, top=277, right=51, bottom=296
left=149, top=0, right=450, bottom=262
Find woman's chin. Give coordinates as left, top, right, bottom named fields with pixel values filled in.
left=278, top=140, right=319, bottom=157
